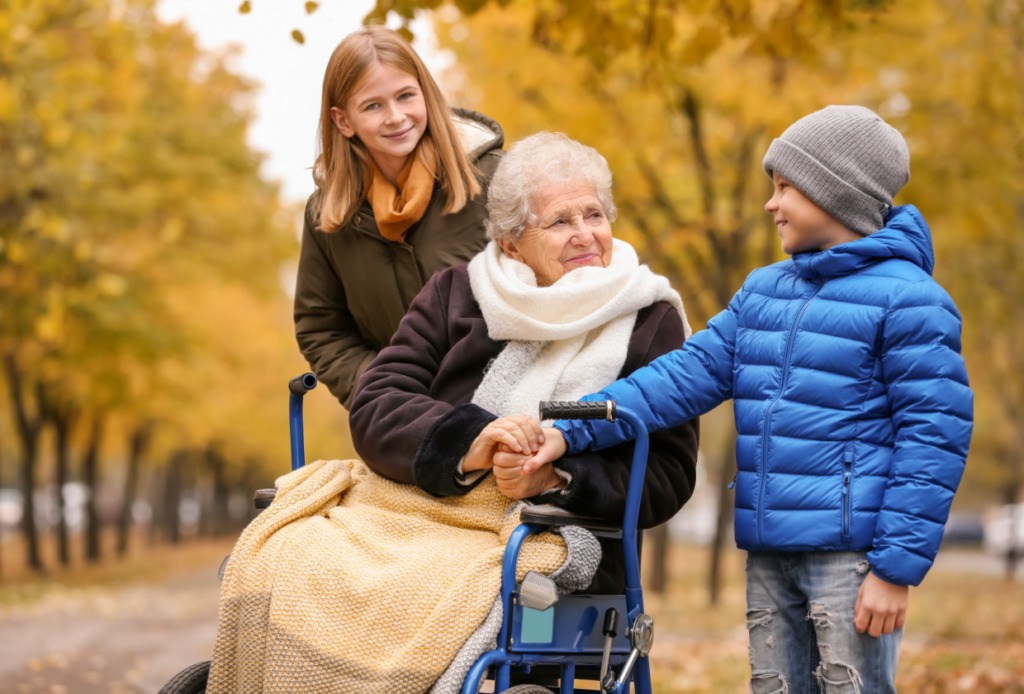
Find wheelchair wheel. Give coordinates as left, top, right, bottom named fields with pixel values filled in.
left=158, top=661, right=210, bottom=694
left=498, top=687, right=554, bottom=693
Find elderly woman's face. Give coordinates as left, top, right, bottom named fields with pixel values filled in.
left=499, top=181, right=613, bottom=287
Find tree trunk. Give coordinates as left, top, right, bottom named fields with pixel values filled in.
left=117, top=422, right=152, bottom=557
left=645, top=523, right=670, bottom=593
left=708, top=422, right=738, bottom=605
left=19, top=428, right=42, bottom=571
left=1006, top=481, right=1020, bottom=582
left=3, top=354, right=45, bottom=572
left=164, top=450, right=186, bottom=544
left=149, top=467, right=163, bottom=546
left=51, top=401, right=78, bottom=567
left=82, top=414, right=105, bottom=562
left=207, top=447, right=230, bottom=537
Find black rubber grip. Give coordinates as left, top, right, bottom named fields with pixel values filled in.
left=288, top=372, right=318, bottom=396
left=603, top=607, right=620, bottom=637
left=253, top=489, right=277, bottom=510
left=539, top=400, right=615, bottom=421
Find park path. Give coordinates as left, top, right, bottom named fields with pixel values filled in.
left=0, top=558, right=221, bottom=694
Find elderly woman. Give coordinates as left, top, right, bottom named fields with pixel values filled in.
left=350, top=132, right=699, bottom=593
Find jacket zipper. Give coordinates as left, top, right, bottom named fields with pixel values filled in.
left=842, top=462, right=852, bottom=537
left=757, top=279, right=826, bottom=548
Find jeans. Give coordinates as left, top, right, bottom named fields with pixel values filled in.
left=746, top=551, right=902, bottom=694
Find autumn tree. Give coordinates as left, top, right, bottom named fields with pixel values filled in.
left=0, top=0, right=308, bottom=570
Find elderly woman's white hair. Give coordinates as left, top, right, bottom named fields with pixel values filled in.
left=486, top=132, right=618, bottom=242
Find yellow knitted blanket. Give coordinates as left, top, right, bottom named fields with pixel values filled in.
left=206, top=459, right=570, bottom=694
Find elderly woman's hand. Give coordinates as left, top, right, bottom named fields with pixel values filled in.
left=492, top=443, right=566, bottom=498
left=462, top=415, right=545, bottom=474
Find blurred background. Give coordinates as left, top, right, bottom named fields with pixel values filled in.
left=1, top=0, right=1022, bottom=692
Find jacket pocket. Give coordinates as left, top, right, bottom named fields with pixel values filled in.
left=842, top=461, right=852, bottom=538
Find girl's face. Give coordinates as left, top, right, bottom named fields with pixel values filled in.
left=330, top=63, right=428, bottom=179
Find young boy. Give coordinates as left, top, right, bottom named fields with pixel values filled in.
left=524, top=106, right=973, bottom=693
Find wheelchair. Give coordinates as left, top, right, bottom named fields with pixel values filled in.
left=159, top=374, right=656, bottom=694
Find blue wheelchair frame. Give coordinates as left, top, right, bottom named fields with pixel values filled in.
left=287, top=374, right=653, bottom=694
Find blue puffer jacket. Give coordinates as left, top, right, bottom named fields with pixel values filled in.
left=556, top=206, right=973, bottom=586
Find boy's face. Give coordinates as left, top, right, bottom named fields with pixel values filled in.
left=765, top=172, right=861, bottom=254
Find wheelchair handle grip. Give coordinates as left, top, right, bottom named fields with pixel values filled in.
left=288, top=372, right=318, bottom=396
left=540, top=400, right=616, bottom=422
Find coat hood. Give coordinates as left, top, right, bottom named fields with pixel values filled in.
left=451, top=108, right=504, bottom=162
left=791, top=205, right=935, bottom=280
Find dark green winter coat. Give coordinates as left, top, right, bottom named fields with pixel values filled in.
left=294, top=109, right=504, bottom=408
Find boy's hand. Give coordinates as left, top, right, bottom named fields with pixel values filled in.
left=522, top=428, right=567, bottom=475
left=492, top=443, right=566, bottom=498
left=854, top=572, right=908, bottom=637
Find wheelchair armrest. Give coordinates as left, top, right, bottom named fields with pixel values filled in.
left=253, top=488, right=276, bottom=510
left=519, top=504, right=623, bottom=540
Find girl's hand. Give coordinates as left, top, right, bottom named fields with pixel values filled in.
left=854, top=572, right=908, bottom=637
left=463, top=416, right=545, bottom=473
left=492, top=444, right=566, bottom=498
left=521, top=428, right=567, bottom=475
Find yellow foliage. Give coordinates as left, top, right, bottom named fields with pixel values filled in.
left=0, top=0, right=351, bottom=480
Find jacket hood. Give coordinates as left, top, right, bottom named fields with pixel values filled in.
left=451, top=108, right=504, bottom=161
left=791, top=205, right=935, bottom=280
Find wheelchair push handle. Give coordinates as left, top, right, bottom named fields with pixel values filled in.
left=289, top=372, right=318, bottom=470
left=289, top=372, right=318, bottom=396
left=540, top=400, right=616, bottom=422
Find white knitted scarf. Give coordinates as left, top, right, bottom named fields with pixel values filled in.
left=467, top=239, right=690, bottom=421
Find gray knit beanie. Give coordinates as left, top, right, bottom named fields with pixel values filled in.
left=762, top=106, right=910, bottom=236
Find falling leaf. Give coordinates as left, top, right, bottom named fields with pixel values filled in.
left=291, top=29, right=305, bottom=44
left=238, top=1, right=251, bottom=14
left=305, top=1, right=319, bottom=14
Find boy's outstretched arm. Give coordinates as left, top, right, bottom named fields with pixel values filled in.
left=868, top=279, right=973, bottom=589
left=551, top=291, right=743, bottom=457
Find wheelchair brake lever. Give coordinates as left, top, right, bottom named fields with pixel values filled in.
left=614, top=613, right=654, bottom=691
left=599, top=607, right=619, bottom=691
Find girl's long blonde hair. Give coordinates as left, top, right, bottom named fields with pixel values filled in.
left=312, top=26, right=482, bottom=233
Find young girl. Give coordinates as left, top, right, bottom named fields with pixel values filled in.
left=295, top=26, right=504, bottom=409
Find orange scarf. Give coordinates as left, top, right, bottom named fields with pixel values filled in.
left=368, top=140, right=437, bottom=243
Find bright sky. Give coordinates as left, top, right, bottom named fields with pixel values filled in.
left=156, top=0, right=450, bottom=205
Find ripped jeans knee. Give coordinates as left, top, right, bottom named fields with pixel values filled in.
left=747, top=607, right=786, bottom=692
left=815, top=643, right=864, bottom=694
left=806, top=605, right=864, bottom=693
left=750, top=671, right=789, bottom=694
left=807, top=602, right=832, bottom=629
